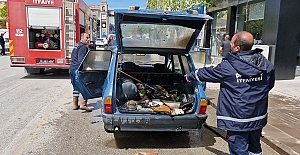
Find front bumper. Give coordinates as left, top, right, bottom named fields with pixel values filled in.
left=103, top=113, right=208, bottom=132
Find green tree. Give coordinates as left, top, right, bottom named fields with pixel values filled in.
left=246, top=19, right=264, bottom=40
left=0, top=5, right=7, bottom=23
left=146, top=0, right=219, bottom=11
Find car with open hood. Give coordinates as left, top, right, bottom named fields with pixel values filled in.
left=72, top=8, right=213, bottom=136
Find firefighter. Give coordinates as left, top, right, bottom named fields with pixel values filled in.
left=69, top=33, right=92, bottom=112
left=185, top=31, right=275, bottom=155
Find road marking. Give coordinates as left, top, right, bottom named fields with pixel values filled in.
left=13, top=86, right=72, bottom=155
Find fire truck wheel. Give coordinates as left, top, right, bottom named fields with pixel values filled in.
left=39, top=68, right=45, bottom=74
left=25, top=67, right=45, bottom=74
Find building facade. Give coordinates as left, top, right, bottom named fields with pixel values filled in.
left=205, top=0, right=300, bottom=80
left=89, top=0, right=115, bottom=39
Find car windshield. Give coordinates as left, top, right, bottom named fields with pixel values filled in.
left=121, top=23, right=195, bottom=49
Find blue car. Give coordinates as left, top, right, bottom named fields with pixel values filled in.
left=73, top=8, right=213, bottom=136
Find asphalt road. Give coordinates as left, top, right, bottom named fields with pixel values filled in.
left=0, top=54, right=279, bottom=155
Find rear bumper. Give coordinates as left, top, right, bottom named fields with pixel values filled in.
left=10, top=64, right=70, bottom=69
left=103, top=113, right=208, bottom=132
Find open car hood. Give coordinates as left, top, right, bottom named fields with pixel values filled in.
left=114, top=9, right=212, bottom=54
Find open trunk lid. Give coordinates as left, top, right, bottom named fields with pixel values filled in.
left=114, top=9, right=212, bottom=54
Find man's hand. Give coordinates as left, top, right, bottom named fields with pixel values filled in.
left=184, top=75, right=191, bottom=82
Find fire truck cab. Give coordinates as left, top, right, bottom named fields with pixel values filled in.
left=8, top=0, right=93, bottom=73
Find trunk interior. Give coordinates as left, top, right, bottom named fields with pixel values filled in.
left=116, top=62, right=196, bottom=116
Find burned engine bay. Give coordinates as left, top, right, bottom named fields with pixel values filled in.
left=116, top=69, right=196, bottom=116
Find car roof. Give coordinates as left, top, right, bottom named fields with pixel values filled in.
left=114, top=9, right=212, bottom=54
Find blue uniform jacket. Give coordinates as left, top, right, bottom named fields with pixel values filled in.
left=186, top=49, right=275, bottom=131
left=69, top=42, right=88, bottom=77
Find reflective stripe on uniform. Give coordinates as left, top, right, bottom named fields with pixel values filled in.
left=195, top=69, right=201, bottom=83
left=249, top=151, right=262, bottom=155
left=73, top=90, right=79, bottom=97
left=217, top=113, right=267, bottom=123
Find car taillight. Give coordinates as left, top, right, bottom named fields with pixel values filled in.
left=198, top=99, right=207, bottom=114
left=66, top=58, right=72, bottom=65
left=104, top=97, right=113, bottom=114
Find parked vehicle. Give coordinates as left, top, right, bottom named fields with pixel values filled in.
left=7, top=0, right=94, bottom=73
left=95, top=38, right=108, bottom=50
left=73, top=8, right=212, bottom=137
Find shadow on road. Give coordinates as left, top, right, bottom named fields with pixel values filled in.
left=205, top=146, right=230, bottom=155
left=104, top=125, right=228, bottom=151
left=21, top=69, right=70, bottom=79
left=84, top=98, right=102, bottom=112
left=110, top=131, right=191, bottom=149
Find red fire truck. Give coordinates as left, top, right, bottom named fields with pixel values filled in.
left=8, top=0, right=94, bottom=73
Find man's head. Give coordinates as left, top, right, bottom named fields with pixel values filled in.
left=224, top=34, right=230, bottom=40
left=230, top=31, right=254, bottom=53
left=80, top=33, right=90, bottom=45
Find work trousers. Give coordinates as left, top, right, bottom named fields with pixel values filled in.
left=70, top=73, right=80, bottom=97
left=227, top=128, right=262, bottom=155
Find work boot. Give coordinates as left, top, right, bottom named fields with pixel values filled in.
left=80, top=100, right=92, bottom=112
left=73, top=97, right=79, bottom=110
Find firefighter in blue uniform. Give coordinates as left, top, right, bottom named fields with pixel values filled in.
left=185, top=31, right=275, bottom=155
left=69, top=32, right=92, bottom=112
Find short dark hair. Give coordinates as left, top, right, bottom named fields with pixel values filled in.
left=225, top=34, right=230, bottom=40
left=234, top=32, right=253, bottom=51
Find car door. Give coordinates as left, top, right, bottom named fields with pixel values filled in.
left=74, top=49, right=111, bottom=100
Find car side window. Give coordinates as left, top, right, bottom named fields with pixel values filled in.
left=82, top=50, right=111, bottom=71
left=172, top=55, right=183, bottom=74
left=181, top=55, right=191, bottom=74
left=190, top=51, right=207, bottom=69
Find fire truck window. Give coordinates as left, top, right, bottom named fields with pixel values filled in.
left=28, top=29, right=61, bottom=50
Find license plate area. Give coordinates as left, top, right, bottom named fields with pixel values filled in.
left=36, top=58, right=55, bottom=64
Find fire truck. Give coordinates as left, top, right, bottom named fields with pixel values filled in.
left=8, top=0, right=94, bottom=73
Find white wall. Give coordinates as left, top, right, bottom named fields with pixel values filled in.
left=0, top=29, right=9, bottom=38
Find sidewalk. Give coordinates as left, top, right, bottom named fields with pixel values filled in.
left=205, top=76, right=300, bottom=155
